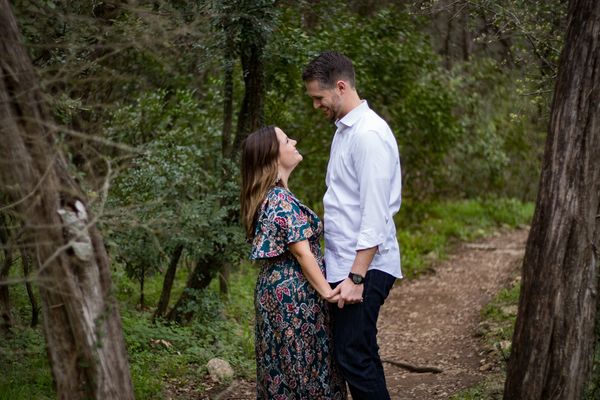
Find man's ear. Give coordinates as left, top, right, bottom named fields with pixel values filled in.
left=336, top=80, right=347, bottom=93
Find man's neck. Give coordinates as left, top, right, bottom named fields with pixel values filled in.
left=339, top=92, right=362, bottom=119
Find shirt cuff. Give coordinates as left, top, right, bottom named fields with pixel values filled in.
left=355, top=228, right=386, bottom=252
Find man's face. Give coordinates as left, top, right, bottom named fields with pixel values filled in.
left=305, top=80, right=342, bottom=122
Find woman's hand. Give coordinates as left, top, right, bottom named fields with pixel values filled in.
left=323, top=289, right=340, bottom=303
left=289, top=240, right=341, bottom=303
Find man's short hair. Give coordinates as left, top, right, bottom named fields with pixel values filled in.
left=302, top=51, right=356, bottom=89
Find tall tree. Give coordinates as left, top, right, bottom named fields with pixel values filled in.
left=0, top=1, right=134, bottom=398
left=231, top=0, right=276, bottom=152
left=166, top=0, right=276, bottom=315
left=0, top=213, right=14, bottom=334
left=504, top=0, right=600, bottom=398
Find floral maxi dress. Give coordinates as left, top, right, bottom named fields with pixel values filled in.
left=250, top=186, right=346, bottom=400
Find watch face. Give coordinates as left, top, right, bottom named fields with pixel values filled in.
left=351, top=274, right=363, bottom=284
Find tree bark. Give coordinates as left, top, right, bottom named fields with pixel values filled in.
left=443, top=2, right=454, bottom=70
left=166, top=252, right=221, bottom=324
left=0, top=2, right=134, bottom=399
left=139, top=263, right=145, bottom=309
left=21, top=249, right=40, bottom=328
left=0, top=214, right=13, bottom=334
left=461, top=3, right=471, bottom=62
left=219, top=261, right=231, bottom=297
left=232, top=31, right=265, bottom=154
left=218, top=21, right=235, bottom=296
left=221, top=17, right=235, bottom=160
left=153, top=243, right=184, bottom=321
left=503, top=1, right=600, bottom=398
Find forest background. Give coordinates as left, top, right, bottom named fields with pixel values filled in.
left=1, top=0, right=596, bottom=399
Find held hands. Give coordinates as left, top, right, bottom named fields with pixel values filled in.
left=323, top=289, right=341, bottom=304
left=327, top=278, right=364, bottom=308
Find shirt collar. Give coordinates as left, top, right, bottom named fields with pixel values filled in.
left=335, top=100, right=369, bottom=130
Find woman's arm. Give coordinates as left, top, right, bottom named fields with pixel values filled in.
left=289, top=240, right=339, bottom=303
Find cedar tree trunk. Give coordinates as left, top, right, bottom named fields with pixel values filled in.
left=0, top=2, right=134, bottom=398
left=503, top=1, right=600, bottom=398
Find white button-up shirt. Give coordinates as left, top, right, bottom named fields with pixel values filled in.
left=324, top=100, right=403, bottom=282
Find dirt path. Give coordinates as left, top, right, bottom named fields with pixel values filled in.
left=214, top=228, right=528, bottom=400
left=380, top=228, right=527, bottom=399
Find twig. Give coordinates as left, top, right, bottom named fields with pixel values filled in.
left=464, top=243, right=497, bottom=250
left=382, top=359, right=443, bottom=374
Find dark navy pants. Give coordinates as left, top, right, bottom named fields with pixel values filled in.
left=331, top=269, right=396, bottom=400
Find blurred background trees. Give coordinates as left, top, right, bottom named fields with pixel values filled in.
left=2, top=0, right=596, bottom=398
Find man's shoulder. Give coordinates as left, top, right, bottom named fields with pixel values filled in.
left=355, top=108, right=391, bottom=133
left=353, top=112, right=393, bottom=144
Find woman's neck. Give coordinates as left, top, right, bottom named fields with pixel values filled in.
left=278, top=168, right=292, bottom=189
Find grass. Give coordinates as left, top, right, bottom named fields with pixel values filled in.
left=450, top=275, right=522, bottom=400
left=0, top=262, right=257, bottom=400
left=397, top=198, right=533, bottom=278
left=0, top=327, right=54, bottom=400
left=0, top=197, right=533, bottom=399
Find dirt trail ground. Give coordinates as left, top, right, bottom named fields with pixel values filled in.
left=213, top=228, right=528, bottom=400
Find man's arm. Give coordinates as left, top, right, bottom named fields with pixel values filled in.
left=329, top=246, right=377, bottom=308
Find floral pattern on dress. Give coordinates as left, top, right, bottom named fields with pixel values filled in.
left=250, top=186, right=346, bottom=400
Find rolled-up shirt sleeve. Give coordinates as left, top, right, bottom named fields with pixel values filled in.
left=352, top=130, right=395, bottom=251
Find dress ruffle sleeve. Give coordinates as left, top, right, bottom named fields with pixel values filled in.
left=250, top=187, right=314, bottom=260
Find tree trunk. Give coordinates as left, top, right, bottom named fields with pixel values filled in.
left=443, top=2, right=454, bottom=70
left=0, top=216, right=13, bottom=334
left=0, top=255, right=13, bottom=334
left=166, top=253, right=221, bottom=324
left=219, top=261, right=231, bottom=297
left=140, top=263, right=145, bottom=309
left=21, top=249, right=40, bottom=328
left=221, top=19, right=235, bottom=160
left=503, top=1, right=600, bottom=399
left=153, top=243, right=184, bottom=321
left=0, top=253, right=13, bottom=334
left=218, top=22, right=235, bottom=296
left=461, top=3, right=471, bottom=62
left=0, top=2, right=134, bottom=399
left=232, top=32, right=265, bottom=154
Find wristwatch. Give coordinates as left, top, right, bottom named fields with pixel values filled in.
left=348, top=272, right=365, bottom=285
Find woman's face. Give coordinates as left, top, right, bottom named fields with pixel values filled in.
left=276, top=127, right=302, bottom=171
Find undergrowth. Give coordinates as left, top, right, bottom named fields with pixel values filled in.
left=397, top=198, right=533, bottom=278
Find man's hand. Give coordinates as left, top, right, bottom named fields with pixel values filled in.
left=329, top=278, right=364, bottom=308
left=323, top=290, right=341, bottom=304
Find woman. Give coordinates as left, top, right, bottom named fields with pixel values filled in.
left=241, top=126, right=346, bottom=399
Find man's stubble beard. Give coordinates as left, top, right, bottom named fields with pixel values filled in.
left=330, top=94, right=342, bottom=122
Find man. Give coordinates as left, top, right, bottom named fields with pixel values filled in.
left=303, top=51, right=402, bottom=399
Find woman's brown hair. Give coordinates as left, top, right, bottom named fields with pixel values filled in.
left=240, top=126, right=279, bottom=239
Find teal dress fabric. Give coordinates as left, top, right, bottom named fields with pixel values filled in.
left=250, top=186, right=346, bottom=400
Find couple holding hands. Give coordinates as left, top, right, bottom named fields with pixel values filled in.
left=240, top=51, right=402, bottom=399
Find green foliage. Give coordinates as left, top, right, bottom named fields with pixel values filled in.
left=261, top=3, right=547, bottom=204
left=0, top=327, right=54, bottom=400
left=442, top=58, right=547, bottom=200
left=585, top=306, right=600, bottom=400
left=106, top=89, right=246, bottom=302
left=120, top=263, right=256, bottom=398
left=264, top=5, right=464, bottom=206
left=0, top=261, right=257, bottom=399
left=450, top=377, right=505, bottom=400
left=480, top=283, right=521, bottom=345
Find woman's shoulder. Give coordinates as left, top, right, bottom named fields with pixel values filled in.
left=265, top=185, right=295, bottom=205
